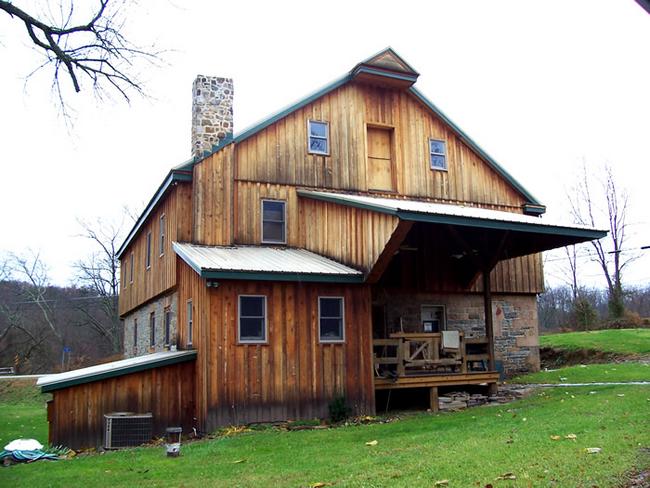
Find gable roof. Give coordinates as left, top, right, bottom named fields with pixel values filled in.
left=118, top=48, right=545, bottom=259
left=173, top=242, right=363, bottom=283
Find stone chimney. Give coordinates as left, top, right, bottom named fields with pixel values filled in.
left=191, top=76, right=233, bottom=159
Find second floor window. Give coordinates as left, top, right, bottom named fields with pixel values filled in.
left=129, top=252, right=134, bottom=283
left=149, top=312, right=156, bottom=347
left=429, top=139, right=447, bottom=170
left=159, top=214, right=166, bottom=256
left=145, top=232, right=152, bottom=269
left=261, top=200, right=286, bottom=244
left=238, top=295, right=266, bottom=343
left=308, top=120, right=329, bottom=155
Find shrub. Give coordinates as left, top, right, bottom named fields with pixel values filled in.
left=573, top=298, right=598, bottom=330
left=328, top=396, right=351, bottom=423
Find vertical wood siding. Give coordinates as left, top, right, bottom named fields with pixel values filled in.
left=119, top=182, right=192, bottom=316
left=47, top=360, right=195, bottom=450
left=193, top=145, right=234, bottom=245
left=176, top=260, right=374, bottom=431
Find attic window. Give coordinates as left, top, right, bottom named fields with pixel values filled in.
left=429, top=139, right=447, bottom=171
left=308, top=120, right=329, bottom=155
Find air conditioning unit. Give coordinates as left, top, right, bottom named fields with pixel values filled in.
left=104, top=412, right=153, bottom=449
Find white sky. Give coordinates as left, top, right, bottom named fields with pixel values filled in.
left=0, top=0, right=648, bottom=289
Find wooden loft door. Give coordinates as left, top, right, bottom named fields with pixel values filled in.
left=367, top=126, right=395, bottom=191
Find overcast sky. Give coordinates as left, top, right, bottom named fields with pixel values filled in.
left=0, top=0, right=648, bottom=289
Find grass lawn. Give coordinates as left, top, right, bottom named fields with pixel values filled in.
left=1, top=383, right=649, bottom=487
left=540, top=328, right=650, bottom=355
left=0, top=379, right=50, bottom=450
left=510, top=362, right=650, bottom=384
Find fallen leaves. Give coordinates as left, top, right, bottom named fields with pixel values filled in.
left=565, top=434, right=577, bottom=441
left=365, top=440, right=378, bottom=446
left=550, top=435, right=561, bottom=441
left=232, top=459, right=246, bottom=464
left=434, top=480, right=449, bottom=486
left=495, top=472, right=516, bottom=480
left=309, top=483, right=332, bottom=488
left=585, top=447, right=602, bottom=454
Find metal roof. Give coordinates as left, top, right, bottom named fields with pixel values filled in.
left=297, top=190, right=607, bottom=239
left=37, top=350, right=197, bottom=392
left=173, top=242, right=363, bottom=282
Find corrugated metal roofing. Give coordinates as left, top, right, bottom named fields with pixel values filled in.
left=297, top=190, right=607, bottom=237
left=173, top=242, right=362, bottom=277
left=37, top=350, right=197, bottom=392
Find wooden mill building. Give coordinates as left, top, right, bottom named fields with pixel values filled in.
left=39, top=49, right=606, bottom=448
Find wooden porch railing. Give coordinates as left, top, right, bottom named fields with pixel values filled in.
left=373, top=332, right=491, bottom=378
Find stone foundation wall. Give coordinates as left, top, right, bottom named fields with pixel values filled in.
left=380, top=292, right=539, bottom=377
left=123, top=292, right=178, bottom=358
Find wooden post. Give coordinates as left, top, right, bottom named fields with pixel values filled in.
left=482, top=268, right=496, bottom=371
left=429, top=387, right=439, bottom=412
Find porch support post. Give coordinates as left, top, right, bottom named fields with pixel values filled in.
left=429, top=387, right=439, bottom=412
left=482, top=268, right=496, bottom=371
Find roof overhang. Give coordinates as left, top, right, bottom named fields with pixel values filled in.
left=173, top=242, right=364, bottom=283
left=117, top=170, right=192, bottom=259
left=298, top=190, right=607, bottom=259
left=37, top=350, right=197, bottom=393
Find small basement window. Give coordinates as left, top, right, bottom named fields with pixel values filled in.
left=164, top=307, right=171, bottom=346
left=429, top=139, right=447, bottom=171
left=319, top=297, right=345, bottom=342
left=308, top=120, right=329, bottom=155
left=261, top=199, right=286, bottom=244
left=238, top=295, right=267, bottom=343
left=149, top=311, right=156, bottom=347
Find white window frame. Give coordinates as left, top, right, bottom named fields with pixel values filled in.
left=307, top=120, right=330, bottom=156
left=318, top=296, right=345, bottom=343
left=145, top=231, right=152, bottom=270
left=421, top=304, right=447, bottom=331
left=159, top=214, right=166, bottom=257
left=429, top=138, right=447, bottom=171
left=261, top=199, right=287, bottom=244
left=186, top=299, right=193, bottom=346
left=238, top=295, right=267, bottom=344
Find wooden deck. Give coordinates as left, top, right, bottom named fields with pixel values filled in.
left=374, top=371, right=499, bottom=390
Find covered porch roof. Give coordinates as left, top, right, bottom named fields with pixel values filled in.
left=297, top=190, right=607, bottom=263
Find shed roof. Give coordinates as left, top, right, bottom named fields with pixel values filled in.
left=173, top=242, right=364, bottom=282
left=297, top=190, right=606, bottom=240
left=37, top=350, right=197, bottom=392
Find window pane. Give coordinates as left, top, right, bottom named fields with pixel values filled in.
left=241, top=296, right=264, bottom=317
left=430, top=154, right=446, bottom=169
left=240, top=317, right=265, bottom=340
left=263, top=221, right=284, bottom=242
left=263, top=201, right=284, bottom=221
left=309, top=121, right=327, bottom=137
left=320, top=318, right=342, bottom=340
left=320, top=297, right=342, bottom=318
left=309, top=137, right=328, bottom=153
left=430, top=139, right=445, bottom=154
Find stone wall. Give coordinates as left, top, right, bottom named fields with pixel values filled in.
left=191, top=76, right=233, bottom=158
left=123, top=292, right=178, bottom=358
left=379, top=291, right=539, bottom=377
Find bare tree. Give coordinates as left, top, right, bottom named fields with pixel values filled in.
left=74, top=218, right=123, bottom=353
left=0, top=0, right=159, bottom=112
left=568, top=163, right=636, bottom=319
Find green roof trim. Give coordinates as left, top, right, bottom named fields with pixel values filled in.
left=233, top=74, right=351, bottom=144
left=351, top=66, right=419, bottom=84
left=117, top=170, right=192, bottom=258
left=39, top=351, right=197, bottom=393
left=408, top=86, right=545, bottom=209
left=200, top=270, right=365, bottom=283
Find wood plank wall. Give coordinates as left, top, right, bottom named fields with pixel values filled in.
left=193, top=145, right=234, bottom=246
left=119, top=182, right=192, bottom=316
left=177, top=260, right=374, bottom=431
left=235, top=82, right=526, bottom=209
left=47, top=360, right=195, bottom=449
